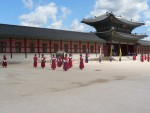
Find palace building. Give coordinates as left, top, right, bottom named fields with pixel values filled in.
left=0, top=12, right=149, bottom=60
left=82, top=12, right=147, bottom=56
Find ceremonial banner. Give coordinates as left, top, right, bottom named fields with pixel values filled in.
left=110, top=45, right=112, bottom=56
left=119, top=47, right=122, bottom=59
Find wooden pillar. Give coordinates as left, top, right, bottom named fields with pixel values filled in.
left=127, top=43, right=128, bottom=55
left=9, top=37, right=12, bottom=59
left=70, top=41, right=72, bottom=53
left=95, top=42, right=97, bottom=53
left=37, top=39, right=40, bottom=58
left=79, top=41, right=81, bottom=53
left=99, top=45, right=100, bottom=53
left=24, top=38, right=27, bottom=58
left=110, top=43, right=112, bottom=56
left=60, top=40, right=62, bottom=51
left=134, top=44, right=137, bottom=55
left=49, top=40, right=51, bottom=53
left=119, top=43, right=120, bottom=56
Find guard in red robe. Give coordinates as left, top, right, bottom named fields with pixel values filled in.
left=133, top=53, right=136, bottom=60
left=79, top=54, right=84, bottom=69
left=33, top=54, right=38, bottom=68
left=57, top=55, right=62, bottom=67
left=51, top=54, right=56, bottom=70
left=141, top=54, right=144, bottom=62
left=2, top=55, right=7, bottom=68
left=145, top=54, right=147, bottom=60
left=147, top=54, right=150, bottom=62
left=63, top=54, right=68, bottom=71
left=41, top=54, right=46, bottom=68
left=68, top=54, right=72, bottom=68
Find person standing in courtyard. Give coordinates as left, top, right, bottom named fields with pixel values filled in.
left=79, top=54, right=84, bottom=70
left=85, top=52, right=88, bottom=63
left=33, top=54, right=38, bottom=68
left=133, top=53, right=136, bottom=60
left=41, top=54, right=46, bottom=68
left=68, top=54, right=72, bottom=68
left=51, top=54, right=56, bottom=70
left=109, top=56, right=113, bottom=62
left=99, top=46, right=102, bottom=62
left=141, top=54, right=144, bottom=62
left=63, top=54, right=69, bottom=71
left=147, top=54, right=150, bottom=62
left=145, top=54, right=147, bottom=60
left=57, top=55, right=63, bottom=67
left=2, top=55, right=7, bottom=68
left=99, top=54, right=102, bottom=62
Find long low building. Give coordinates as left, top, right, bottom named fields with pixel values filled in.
left=0, top=23, right=105, bottom=59
left=0, top=12, right=150, bottom=61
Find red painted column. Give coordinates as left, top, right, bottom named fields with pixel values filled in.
left=49, top=40, right=51, bottom=53
left=109, top=43, right=112, bottom=56
left=70, top=41, right=72, bottom=53
left=118, top=43, right=120, bottom=56
left=24, top=38, right=27, bottom=58
left=9, top=37, right=12, bottom=59
left=95, top=42, right=97, bottom=53
left=37, top=39, right=40, bottom=58
left=135, top=45, right=137, bottom=55
left=60, top=40, right=62, bottom=51
left=127, top=43, right=128, bottom=55
left=79, top=41, right=81, bottom=53
left=133, top=44, right=136, bottom=54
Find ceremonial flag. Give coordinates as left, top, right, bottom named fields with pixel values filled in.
left=99, top=46, right=101, bottom=55
left=119, top=47, right=122, bottom=59
left=110, top=45, right=112, bottom=56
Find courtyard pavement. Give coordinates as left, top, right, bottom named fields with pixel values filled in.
left=0, top=60, right=150, bottom=113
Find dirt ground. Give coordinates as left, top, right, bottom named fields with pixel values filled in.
left=0, top=60, right=150, bottom=113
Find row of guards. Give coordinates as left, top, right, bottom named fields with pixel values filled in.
left=140, top=54, right=150, bottom=62
left=33, top=53, right=84, bottom=71
left=1, top=52, right=150, bottom=68
left=109, top=46, right=150, bottom=62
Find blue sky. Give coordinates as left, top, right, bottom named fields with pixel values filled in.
left=0, top=0, right=150, bottom=40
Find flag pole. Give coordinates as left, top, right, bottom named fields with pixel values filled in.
left=119, top=46, right=122, bottom=61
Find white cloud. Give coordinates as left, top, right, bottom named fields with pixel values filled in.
left=145, top=20, right=150, bottom=26
left=60, top=6, right=71, bottom=19
left=22, top=0, right=33, bottom=9
left=91, top=0, right=149, bottom=21
left=19, top=2, right=58, bottom=27
left=19, top=2, right=72, bottom=30
left=51, top=20, right=62, bottom=29
left=70, top=19, right=86, bottom=32
left=147, top=27, right=150, bottom=32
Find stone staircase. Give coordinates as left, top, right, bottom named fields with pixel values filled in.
left=103, top=56, right=133, bottom=61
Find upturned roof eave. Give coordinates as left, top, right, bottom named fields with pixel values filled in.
left=96, top=29, right=146, bottom=41
left=82, top=13, right=144, bottom=27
